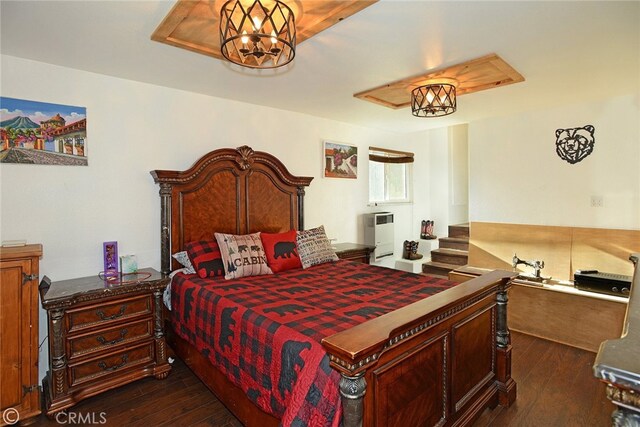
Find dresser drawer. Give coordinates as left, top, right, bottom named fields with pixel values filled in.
left=67, top=295, right=153, bottom=333
left=68, top=318, right=154, bottom=360
left=69, top=341, right=154, bottom=387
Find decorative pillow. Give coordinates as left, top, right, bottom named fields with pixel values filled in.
left=215, top=232, right=273, bottom=280
left=184, top=240, right=225, bottom=279
left=261, top=230, right=302, bottom=273
left=172, top=251, right=196, bottom=275
left=296, top=225, right=339, bottom=269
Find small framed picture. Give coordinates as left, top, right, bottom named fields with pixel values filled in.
left=323, top=140, right=358, bottom=179
left=103, top=241, right=118, bottom=273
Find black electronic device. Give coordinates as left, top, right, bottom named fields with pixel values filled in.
left=574, top=270, right=632, bottom=297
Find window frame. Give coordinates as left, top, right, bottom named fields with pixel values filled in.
left=368, top=147, right=414, bottom=205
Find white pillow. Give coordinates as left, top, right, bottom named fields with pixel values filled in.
left=296, top=225, right=339, bottom=269
left=172, top=251, right=196, bottom=275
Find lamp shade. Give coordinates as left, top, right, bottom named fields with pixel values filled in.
left=220, top=0, right=296, bottom=69
left=411, top=84, right=457, bottom=117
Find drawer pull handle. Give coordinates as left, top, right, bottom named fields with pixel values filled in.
left=98, top=354, right=128, bottom=372
left=96, top=328, right=128, bottom=346
left=96, top=304, right=127, bottom=321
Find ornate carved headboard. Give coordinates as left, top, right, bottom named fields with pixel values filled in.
left=151, top=146, right=313, bottom=275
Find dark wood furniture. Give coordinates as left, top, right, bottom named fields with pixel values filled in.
left=450, top=265, right=628, bottom=352
left=594, top=254, right=640, bottom=425
left=0, top=244, right=42, bottom=425
left=152, top=145, right=517, bottom=427
left=333, top=242, right=375, bottom=264
left=39, top=268, right=171, bottom=416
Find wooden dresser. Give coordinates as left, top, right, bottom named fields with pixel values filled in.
left=333, top=242, right=375, bottom=264
left=39, top=268, right=171, bottom=416
left=0, top=244, right=42, bottom=425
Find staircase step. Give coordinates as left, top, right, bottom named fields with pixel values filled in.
left=439, top=237, right=469, bottom=251
left=422, top=261, right=460, bottom=276
left=448, top=223, right=470, bottom=238
left=430, top=248, right=468, bottom=266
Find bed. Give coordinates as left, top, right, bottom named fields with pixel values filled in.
left=151, top=145, right=516, bottom=427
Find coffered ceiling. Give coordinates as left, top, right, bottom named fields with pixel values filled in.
left=1, top=1, right=638, bottom=133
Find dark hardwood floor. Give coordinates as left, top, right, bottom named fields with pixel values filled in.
left=33, top=331, right=613, bottom=426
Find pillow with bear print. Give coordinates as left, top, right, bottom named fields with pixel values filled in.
left=184, top=240, right=225, bottom=279
left=261, top=230, right=302, bottom=273
left=215, top=232, right=273, bottom=279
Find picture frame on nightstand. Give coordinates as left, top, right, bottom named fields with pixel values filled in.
left=103, top=241, right=118, bottom=274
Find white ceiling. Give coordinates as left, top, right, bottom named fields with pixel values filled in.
left=1, top=1, right=638, bottom=133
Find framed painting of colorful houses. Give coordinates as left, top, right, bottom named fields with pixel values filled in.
left=0, top=97, right=87, bottom=165
left=323, top=140, right=357, bottom=179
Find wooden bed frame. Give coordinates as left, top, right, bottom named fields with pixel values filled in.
left=151, top=146, right=517, bottom=427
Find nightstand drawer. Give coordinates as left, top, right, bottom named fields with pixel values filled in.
left=67, top=295, right=153, bottom=333
left=68, top=318, right=154, bottom=360
left=69, top=341, right=154, bottom=387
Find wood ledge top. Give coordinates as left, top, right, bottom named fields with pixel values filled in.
left=0, top=243, right=43, bottom=259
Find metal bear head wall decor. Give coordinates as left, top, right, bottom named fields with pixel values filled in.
left=555, top=125, right=595, bottom=164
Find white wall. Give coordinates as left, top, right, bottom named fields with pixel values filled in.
left=469, top=94, right=640, bottom=229
left=0, top=55, right=436, bottom=379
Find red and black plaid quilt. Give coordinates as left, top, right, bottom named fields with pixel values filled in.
left=170, top=260, right=457, bottom=427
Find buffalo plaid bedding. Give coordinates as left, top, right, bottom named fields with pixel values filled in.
left=170, top=260, right=458, bottom=427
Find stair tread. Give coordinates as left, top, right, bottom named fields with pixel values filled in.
left=439, top=236, right=469, bottom=242
left=421, top=273, right=449, bottom=279
left=432, top=248, right=469, bottom=256
left=422, top=260, right=461, bottom=269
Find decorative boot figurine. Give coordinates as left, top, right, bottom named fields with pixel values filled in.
left=410, top=241, right=423, bottom=260
left=425, top=220, right=437, bottom=239
left=420, top=220, right=427, bottom=239
left=402, top=240, right=412, bottom=260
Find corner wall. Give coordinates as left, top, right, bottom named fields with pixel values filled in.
left=468, top=94, right=640, bottom=229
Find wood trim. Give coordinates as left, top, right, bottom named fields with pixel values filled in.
left=151, top=0, right=378, bottom=61
left=468, top=222, right=640, bottom=280
left=354, top=54, right=525, bottom=109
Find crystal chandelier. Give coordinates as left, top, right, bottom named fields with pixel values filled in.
left=220, top=0, right=296, bottom=69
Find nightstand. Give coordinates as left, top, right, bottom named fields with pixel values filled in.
left=333, top=243, right=375, bottom=264
left=39, top=268, right=171, bottom=416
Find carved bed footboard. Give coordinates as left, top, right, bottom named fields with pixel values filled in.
left=322, top=270, right=517, bottom=427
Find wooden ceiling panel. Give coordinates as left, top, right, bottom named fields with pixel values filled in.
left=152, top=0, right=378, bottom=60
left=354, top=54, right=525, bottom=109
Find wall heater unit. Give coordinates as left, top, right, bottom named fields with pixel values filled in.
left=364, top=212, right=394, bottom=260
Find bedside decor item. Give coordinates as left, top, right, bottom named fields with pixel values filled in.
left=119, top=254, right=138, bottom=274
left=39, top=268, right=171, bottom=416
left=219, top=0, right=296, bottom=69
left=411, top=83, right=457, bottom=117
left=555, top=125, right=595, bottom=164
left=324, top=141, right=357, bottom=179
left=0, top=97, right=87, bottom=165
left=103, top=241, right=118, bottom=274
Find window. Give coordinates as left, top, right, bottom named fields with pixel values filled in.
left=368, top=147, right=414, bottom=204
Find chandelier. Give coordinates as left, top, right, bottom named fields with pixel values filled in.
left=411, top=83, right=457, bottom=117
left=219, top=0, right=296, bottom=69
